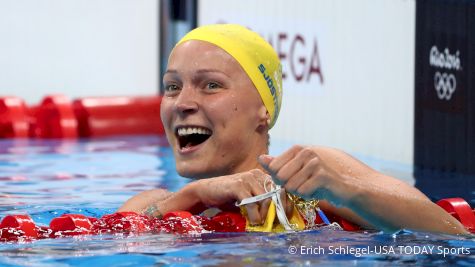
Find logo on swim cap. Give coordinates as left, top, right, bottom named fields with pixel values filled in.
left=258, top=64, right=280, bottom=118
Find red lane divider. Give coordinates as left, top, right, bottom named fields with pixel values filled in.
left=50, top=214, right=93, bottom=236
left=161, top=211, right=204, bottom=234
left=74, top=96, right=163, bottom=137
left=0, top=95, right=164, bottom=139
left=194, top=215, right=221, bottom=232
left=2, top=198, right=473, bottom=242
left=322, top=214, right=361, bottom=231
left=0, top=96, right=30, bottom=138
left=99, top=212, right=151, bottom=234
left=35, top=95, right=78, bottom=138
left=436, top=198, right=475, bottom=233
left=0, top=211, right=246, bottom=242
left=0, top=209, right=355, bottom=242
left=211, top=211, right=246, bottom=232
left=0, top=215, right=38, bottom=241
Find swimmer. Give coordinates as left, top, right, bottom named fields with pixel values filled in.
left=119, top=24, right=467, bottom=234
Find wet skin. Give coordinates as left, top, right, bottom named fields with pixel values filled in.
left=162, top=40, right=269, bottom=179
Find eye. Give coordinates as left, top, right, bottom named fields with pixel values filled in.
left=206, top=82, right=221, bottom=90
left=164, top=84, right=180, bottom=94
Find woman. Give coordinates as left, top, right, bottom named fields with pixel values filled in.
left=120, top=24, right=466, bottom=234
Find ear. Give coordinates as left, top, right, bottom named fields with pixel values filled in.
left=257, top=105, right=270, bottom=127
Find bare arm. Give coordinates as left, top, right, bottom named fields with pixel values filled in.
left=118, top=169, right=288, bottom=225
left=119, top=146, right=467, bottom=234
left=118, top=188, right=173, bottom=214
left=260, top=145, right=468, bottom=234
left=118, top=186, right=203, bottom=215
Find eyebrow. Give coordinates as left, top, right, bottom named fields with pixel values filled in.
left=164, top=69, right=178, bottom=75
left=164, top=69, right=230, bottom=78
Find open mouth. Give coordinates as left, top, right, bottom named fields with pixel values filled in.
left=175, top=126, right=212, bottom=150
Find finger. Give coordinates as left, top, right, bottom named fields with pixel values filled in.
left=248, top=169, right=270, bottom=183
left=236, top=170, right=268, bottom=225
left=284, top=157, right=320, bottom=194
left=295, top=167, right=341, bottom=202
left=250, top=172, right=272, bottom=224
left=259, top=198, right=272, bottom=221
left=295, top=175, right=325, bottom=199
left=257, top=154, right=273, bottom=167
left=296, top=180, right=333, bottom=204
left=235, top=188, right=263, bottom=225
left=248, top=169, right=270, bottom=195
left=244, top=203, right=262, bottom=225
left=274, top=148, right=318, bottom=186
left=259, top=145, right=304, bottom=175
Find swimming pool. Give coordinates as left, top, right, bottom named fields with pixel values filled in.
left=0, top=136, right=473, bottom=266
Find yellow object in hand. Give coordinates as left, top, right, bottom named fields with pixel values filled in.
left=241, top=202, right=306, bottom=232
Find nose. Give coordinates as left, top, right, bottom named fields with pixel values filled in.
left=174, top=86, right=199, bottom=116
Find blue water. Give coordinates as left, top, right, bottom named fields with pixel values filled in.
left=0, top=136, right=473, bottom=266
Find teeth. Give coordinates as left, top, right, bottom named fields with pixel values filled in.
left=177, top=127, right=211, bottom=136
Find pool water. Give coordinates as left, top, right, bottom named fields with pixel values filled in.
left=0, top=136, right=473, bottom=266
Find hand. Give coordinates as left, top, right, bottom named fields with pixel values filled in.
left=192, top=169, right=293, bottom=225
left=258, top=145, right=351, bottom=207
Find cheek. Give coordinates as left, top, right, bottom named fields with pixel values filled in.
left=208, top=97, right=259, bottom=137
left=206, top=97, right=239, bottom=124
left=160, top=99, right=173, bottom=126
left=160, top=99, right=175, bottom=141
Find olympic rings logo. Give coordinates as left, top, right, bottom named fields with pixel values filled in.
left=433, top=71, right=456, bottom=100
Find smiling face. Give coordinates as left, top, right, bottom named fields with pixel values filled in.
left=161, top=40, right=269, bottom=179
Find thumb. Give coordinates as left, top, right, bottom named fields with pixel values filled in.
left=258, top=154, right=274, bottom=169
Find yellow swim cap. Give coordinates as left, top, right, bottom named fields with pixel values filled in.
left=175, top=24, right=283, bottom=128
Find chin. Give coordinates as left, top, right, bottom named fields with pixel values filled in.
left=176, top=163, right=212, bottom=179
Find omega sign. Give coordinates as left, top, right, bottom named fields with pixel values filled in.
left=429, top=46, right=462, bottom=101
left=267, top=33, right=324, bottom=84
left=216, top=20, right=325, bottom=86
